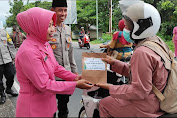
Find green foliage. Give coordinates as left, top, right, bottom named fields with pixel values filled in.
left=5, top=0, right=177, bottom=41
left=161, top=1, right=174, bottom=10
left=72, top=0, right=121, bottom=33
left=6, top=0, right=24, bottom=27
left=157, top=0, right=177, bottom=36
left=165, top=40, right=174, bottom=52
left=6, top=0, right=51, bottom=28
left=75, top=0, right=96, bottom=30
left=22, top=3, right=35, bottom=11
left=90, top=33, right=112, bottom=44
left=102, top=33, right=112, bottom=41
left=157, top=32, right=174, bottom=51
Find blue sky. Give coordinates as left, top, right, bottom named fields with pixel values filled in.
left=0, top=0, right=52, bottom=25
left=0, top=1, right=11, bottom=24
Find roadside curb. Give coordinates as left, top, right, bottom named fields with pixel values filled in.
left=0, top=94, right=15, bottom=117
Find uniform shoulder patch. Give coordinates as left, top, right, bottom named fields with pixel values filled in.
left=51, top=44, right=57, bottom=50
left=6, top=32, right=12, bottom=42
left=51, top=38, right=56, bottom=42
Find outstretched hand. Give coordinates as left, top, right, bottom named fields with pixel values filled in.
left=99, top=44, right=105, bottom=48
left=74, top=75, right=82, bottom=81
left=102, top=55, right=116, bottom=65
left=76, top=79, right=93, bottom=89
left=95, top=83, right=112, bottom=90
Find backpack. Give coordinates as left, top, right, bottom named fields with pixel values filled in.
left=107, top=31, right=132, bottom=60
left=143, top=41, right=177, bottom=114
left=108, top=31, right=122, bottom=58
left=106, top=31, right=122, bottom=57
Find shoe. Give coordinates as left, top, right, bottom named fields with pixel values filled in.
left=5, top=89, right=18, bottom=97
left=58, top=113, right=68, bottom=118
left=0, top=92, right=6, bottom=104
left=53, top=112, right=56, bottom=118
left=58, top=109, right=69, bottom=118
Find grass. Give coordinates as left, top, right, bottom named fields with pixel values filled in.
left=90, top=33, right=175, bottom=52
left=157, top=32, right=174, bottom=52
left=90, top=33, right=112, bottom=44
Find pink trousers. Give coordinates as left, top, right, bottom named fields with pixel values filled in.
left=99, top=96, right=137, bottom=117
left=99, top=96, right=163, bottom=117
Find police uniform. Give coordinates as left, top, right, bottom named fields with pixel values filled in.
left=0, top=29, right=16, bottom=104
left=49, top=24, right=77, bottom=73
left=48, top=23, right=78, bottom=117
left=50, top=0, right=78, bottom=116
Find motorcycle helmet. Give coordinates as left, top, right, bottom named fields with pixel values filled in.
left=123, top=2, right=161, bottom=40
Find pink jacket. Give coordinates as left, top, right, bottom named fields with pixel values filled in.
left=15, top=7, right=77, bottom=117
left=109, top=46, right=168, bottom=117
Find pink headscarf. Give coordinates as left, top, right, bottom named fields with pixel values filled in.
left=16, top=7, right=56, bottom=44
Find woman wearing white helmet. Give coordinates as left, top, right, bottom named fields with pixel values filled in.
left=96, top=2, right=171, bottom=117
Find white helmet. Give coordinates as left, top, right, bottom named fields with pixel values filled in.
left=123, top=2, right=161, bottom=40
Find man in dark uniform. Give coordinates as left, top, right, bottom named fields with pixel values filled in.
left=49, top=0, right=78, bottom=117
left=0, top=29, right=18, bottom=104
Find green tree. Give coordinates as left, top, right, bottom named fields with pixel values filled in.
left=142, top=0, right=177, bottom=39
left=6, top=0, right=24, bottom=27
left=6, top=0, right=52, bottom=28
left=75, top=0, right=96, bottom=31
left=73, top=0, right=121, bottom=33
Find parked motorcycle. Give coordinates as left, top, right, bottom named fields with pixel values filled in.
left=78, top=34, right=90, bottom=49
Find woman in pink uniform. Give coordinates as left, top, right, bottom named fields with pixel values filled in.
left=172, top=26, right=177, bottom=58
left=15, top=7, right=93, bottom=117
left=96, top=2, right=170, bottom=117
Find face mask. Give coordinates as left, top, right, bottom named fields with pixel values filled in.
left=123, top=28, right=134, bottom=43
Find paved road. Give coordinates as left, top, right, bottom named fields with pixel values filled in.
left=8, top=42, right=101, bottom=117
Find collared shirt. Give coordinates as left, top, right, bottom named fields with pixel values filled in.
left=48, top=23, right=77, bottom=73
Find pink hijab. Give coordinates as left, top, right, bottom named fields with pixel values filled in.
left=16, top=7, right=56, bottom=44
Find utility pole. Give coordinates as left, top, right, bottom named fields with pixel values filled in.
left=109, top=0, right=112, bottom=34
left=96, top=0, right=98, bottom=40
left=27, top=0, right=29, bottom=4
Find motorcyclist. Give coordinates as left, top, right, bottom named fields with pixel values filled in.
left=79, top=27, right=85, bottom=45
left=100, top=19, right=133, bottom=61
left=96, top=2, right=170, bottom=117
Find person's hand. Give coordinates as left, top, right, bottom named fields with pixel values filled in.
left=12, top=58, right=15, bottom=65
left=74, top=75, right=82, bottom=81
left=74, top=72, right=79, bottom=75
left=95, top=83, right=112, bottom=90
left=99, top=44, right=105, bottom=48
left=102, top=55, right=116, bottom=65
left=76, top=79, right=93, bottom=89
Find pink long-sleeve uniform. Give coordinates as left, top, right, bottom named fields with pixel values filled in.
left=15, top=7, right=77, bottom=117
left=99, top=46, right=168, bottom=117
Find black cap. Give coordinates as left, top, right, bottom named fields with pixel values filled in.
left=52, top=0, right=67, bottom=8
